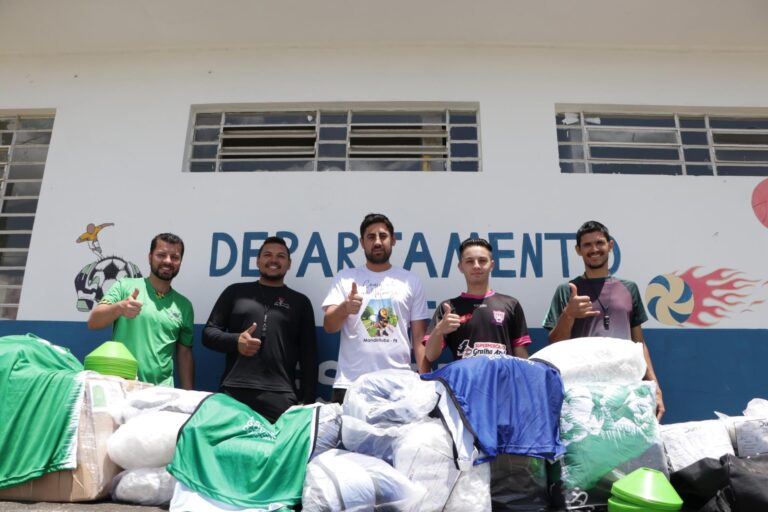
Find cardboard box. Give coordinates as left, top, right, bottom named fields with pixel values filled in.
left=0, top=374, right=151, bottom=502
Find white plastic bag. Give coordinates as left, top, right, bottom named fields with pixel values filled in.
left=660, top=420, right=734, bottom=472
left=340, top=414, right=411, bottom=464
left=744, top=398, right=768, bottom=418
left=392, top=419, right=460, bottom=512
left=107, top=410, right=189, bottom=469
left=302, top=449, right=427, bottom=512
left=530, top=337, right=646, bottom=386
left=111, top=386, right=210, bottom=424
left=169, top=481, right=285, bottom=512
left=444, top=461, right=491, bottom=512
left=112, top=467, right=177, bottom=506
left=343, top=369, right=438, bottom=425
left=311, top=403, right=342, bottom=460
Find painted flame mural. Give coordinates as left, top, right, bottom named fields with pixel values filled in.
left=647, top=266, right=768, bottom=327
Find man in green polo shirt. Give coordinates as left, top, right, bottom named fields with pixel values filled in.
left=88, top=233, right=195, bottom=389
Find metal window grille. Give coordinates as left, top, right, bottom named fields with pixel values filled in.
left=186, top=106, right=480, bottom=173
left=0, top=114, right=54, bottom=319
left=556, top=110, right=768, bottom=176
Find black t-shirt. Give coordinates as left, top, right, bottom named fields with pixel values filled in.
left=426, top=291, right=531, bottom=360
left=202, top=281, right=318, bottom=402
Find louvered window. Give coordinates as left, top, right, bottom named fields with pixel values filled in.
left=557, top=109, right=768, bottom=176
left=186, top=106, right=480, bottom=172
left=0, top=114, right=54, bottom=319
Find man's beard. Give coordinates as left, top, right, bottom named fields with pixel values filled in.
left=151, top=263, right=179, bottom=282
left=259, top=270, right=287, bottom=283
left=365, top=247, right=391, bottom=265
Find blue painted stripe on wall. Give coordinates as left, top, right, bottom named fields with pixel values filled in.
left=1, top=320, right=764, bottom=424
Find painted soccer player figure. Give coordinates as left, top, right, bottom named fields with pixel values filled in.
left=543, top=220, right=665, bottom=421
left=424, top=237, right=531, bottom=364
left=322, top=213, right=430, bottom=404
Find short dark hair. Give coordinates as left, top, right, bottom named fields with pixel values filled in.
left=576, top=221, right=610, bottom=246
left=360, top=213, right=394, bottom=238
left=150, top=233, right=184, bottom=257
left=259, top=236, right=290, bottom=259
left=459, top=237, right=493, bottom=257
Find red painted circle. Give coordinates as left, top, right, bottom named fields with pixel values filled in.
left=752, top=178, right=768, bottom=229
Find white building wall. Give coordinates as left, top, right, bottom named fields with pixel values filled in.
left=2, top=45, right=767, bottom=326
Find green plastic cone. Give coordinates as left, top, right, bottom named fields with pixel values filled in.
left=611, top=468, right=682, bottom=511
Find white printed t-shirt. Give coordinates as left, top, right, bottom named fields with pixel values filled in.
left=322, top=265, right=429, bottom=389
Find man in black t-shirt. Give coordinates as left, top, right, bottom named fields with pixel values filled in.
left=203, top=236, right=318, bottom=423
left=424, top=238, right=531, bottom=364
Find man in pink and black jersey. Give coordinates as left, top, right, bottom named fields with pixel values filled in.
left=424, top=238, right=531, bottom=365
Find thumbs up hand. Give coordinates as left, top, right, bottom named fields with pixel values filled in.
left=344, top=282, right=363, bottom=316
left=119, top=288, right=143, bottom=318
left=435, top=302, right=461, bottom=336
left=564, top=282, right=600, bottom=319
left=238, top=322, right=262, bottom=357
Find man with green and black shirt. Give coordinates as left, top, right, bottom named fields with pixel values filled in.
left=543, top=220, right=665, bottom=420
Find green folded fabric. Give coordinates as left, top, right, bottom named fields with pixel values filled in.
left=0, top=333, right=85, bottom=489
left=168, top=393, right=317, bottom=509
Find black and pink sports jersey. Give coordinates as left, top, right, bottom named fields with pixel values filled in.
left=425, top=291, right=531, bottom=360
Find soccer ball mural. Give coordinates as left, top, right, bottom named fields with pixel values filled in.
left=74, top=256, right=142, bottom=312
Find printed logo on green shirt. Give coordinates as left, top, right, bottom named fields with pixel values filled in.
left=242, top=417, right=277, bottom=441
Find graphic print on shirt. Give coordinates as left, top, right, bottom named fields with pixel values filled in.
left=460, top=305, right=507, bottom=358
left=362, top=298, right=398, bottom=339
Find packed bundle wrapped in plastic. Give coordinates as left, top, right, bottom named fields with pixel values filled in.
left=660, top=419, right=734, bottom=472
left=107, top=411, right=189, bottom=469
left=489, top=454, right=549, bottom=512
left=111, top=386, right=210, bottom=424
left=530, top=337, right=646, bottom=386
left=343, top=369, right=438, bottom=425
left=552, top=381, right=668, bottom=510
left=169, top=481, right=282, bottom=512
left=443, top=461, right=491, bottom=512
left=391, top=419, right=461, bottom=511
left=715, top=411, right=768, bottom=457
left=310, top=403, right=342, bottom=460
left=302, top=449, right=427, bottom=512
left=112, top=467, right=176, bottom=506
left=341, top=414, right=410, bottom=464
left=744, top=398, right=768, bottom=418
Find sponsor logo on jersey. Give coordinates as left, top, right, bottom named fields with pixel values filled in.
left=460, top=341, right=507, bottom=359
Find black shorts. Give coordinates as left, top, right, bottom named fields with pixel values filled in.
left=221, top=386, right=298, bottom=423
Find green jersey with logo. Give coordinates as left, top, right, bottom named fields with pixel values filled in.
left=167, top=393, right=317, bottom=508
left=102, top=277, right=194, bottom=386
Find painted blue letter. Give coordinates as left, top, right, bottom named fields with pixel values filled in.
left=210, top=232, right=237, bottom=277
left=337, top=232, right=358, bottom=270
left=521, top=233, right=543, bottom=278
left=489, top=232, right=516, bottom=278
left=545, top=233, right=575, bottom=277
left=403, top=232, right=437, bottom=277
left=441, top=232, right=479, bottom=277
left=297, top=232, right=332, bottom=277
left=242, top=232, right=267, bottom=277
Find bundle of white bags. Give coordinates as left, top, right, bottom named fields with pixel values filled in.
left=302, top=369, right=492, bottom=512
left=107, top=387, right=210, bottom=506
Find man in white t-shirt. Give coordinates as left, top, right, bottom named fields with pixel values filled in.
left=322, top=213, right=430, bottom=403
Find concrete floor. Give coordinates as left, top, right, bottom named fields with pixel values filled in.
left=0, top=501, right=166, bottom=512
